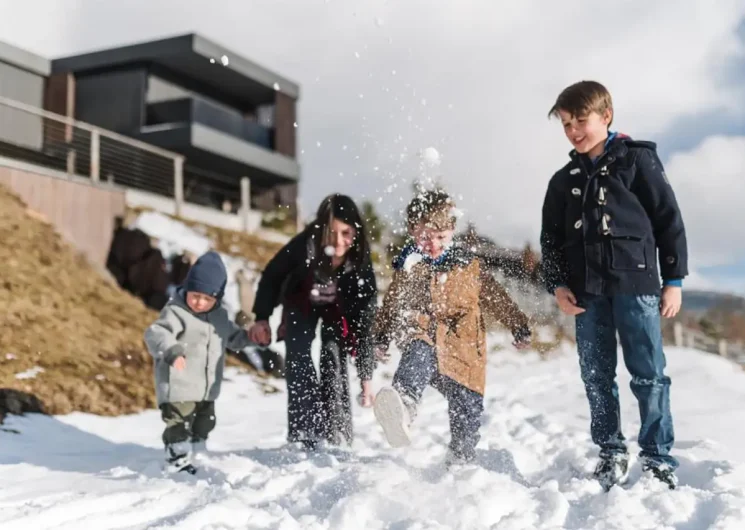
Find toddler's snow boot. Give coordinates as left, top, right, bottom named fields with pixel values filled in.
left=165, top=441, right=197, bottom=475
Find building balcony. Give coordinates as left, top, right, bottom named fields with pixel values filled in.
left=138, top=96, right=299, bottom=185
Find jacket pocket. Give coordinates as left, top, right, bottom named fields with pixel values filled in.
left=610, top=235, right=647, bottom=271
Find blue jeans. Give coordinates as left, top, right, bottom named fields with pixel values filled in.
left=576, top=294, right=677, bottom=469
left=393, top=340, right=484, bottom=460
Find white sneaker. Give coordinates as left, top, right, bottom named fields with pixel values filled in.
left=374, top=387, right=412, bottom=448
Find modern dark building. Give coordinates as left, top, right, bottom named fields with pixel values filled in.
left=49, top=33, right=300, bottom=214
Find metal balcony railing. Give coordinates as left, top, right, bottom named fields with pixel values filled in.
left=0, top=94, right=187, bottom=215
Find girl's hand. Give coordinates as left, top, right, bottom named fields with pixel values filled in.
left=248, top=320, right=272, bottom=346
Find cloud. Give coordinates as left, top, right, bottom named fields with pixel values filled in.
left=0, top=0, right=744, bottom=270
left=666, top=135, right=745, bottom=269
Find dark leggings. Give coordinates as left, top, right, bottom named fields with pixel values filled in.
left=283, top=308, right=352, bottom=445
left=160, top=401, right=216, bottom=445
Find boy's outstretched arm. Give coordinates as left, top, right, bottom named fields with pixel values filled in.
left=540, top=176, right=569, bottom=294
left=144, top=306, right=186, bottom=364
left=633, top=148, right=689, bottom=283
left=479, top=268, right=531, bottom=345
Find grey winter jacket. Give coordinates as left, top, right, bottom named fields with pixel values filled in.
left=144, top=290, right=252, bottom=405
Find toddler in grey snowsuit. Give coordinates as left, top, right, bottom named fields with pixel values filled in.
left=144, top=251, right=254, bottom=473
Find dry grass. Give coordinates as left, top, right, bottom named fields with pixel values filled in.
left=0, top=187, right=286, bottom=418
left=0, top=184, right=160, bottom=416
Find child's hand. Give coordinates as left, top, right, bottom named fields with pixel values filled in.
left=512, top=325, right=532, bottom=350
left=374, top=345, right=391, bottom=364
left=172, top=356, right=186, bottom=371
left=661, top=285, right=682, bottom=318
left=358, top=380, right=375, bottom=408
left=555, top=287, right=585, bottom=316
left=248, top=320, right=272, bottom=346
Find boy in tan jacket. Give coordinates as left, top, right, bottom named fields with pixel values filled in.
left=372, top=190, right=531, bottom=465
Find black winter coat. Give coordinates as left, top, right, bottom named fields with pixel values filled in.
left=540, top=134, right=688, bottom=297
left=252, top=228, right=378, bottom=379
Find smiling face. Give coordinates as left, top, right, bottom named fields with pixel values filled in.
left=324, top=217, right=357, bottom=259
left=558, top=108, right=612, bottom=159
left=410, top=222, right=455, bottom=260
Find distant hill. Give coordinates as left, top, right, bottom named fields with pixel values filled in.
left=684, top=290, right=745, bottom=314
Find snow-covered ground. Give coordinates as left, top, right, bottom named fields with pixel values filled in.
left=3, top=335, right=745, bottom=529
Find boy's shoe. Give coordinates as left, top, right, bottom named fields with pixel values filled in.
left=641, top=459, right=678, bottom=490
left=165, top=442, right=197, bottom=475
left=373, top=387, right=412, bottom=448
left=593, top=453, right=629, bottom=491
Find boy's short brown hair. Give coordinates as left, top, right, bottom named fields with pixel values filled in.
left=548, top=81, right=614, bottom=126
left=406, top=189, right=456, bottom=231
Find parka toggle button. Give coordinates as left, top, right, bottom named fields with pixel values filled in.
left=597, top=187, right=607, bottom=205
left=600, top=214, right=612, bottom=236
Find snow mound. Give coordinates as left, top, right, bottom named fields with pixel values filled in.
left=2, top=342, right=745, bottom=529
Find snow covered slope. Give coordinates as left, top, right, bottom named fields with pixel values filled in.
left=2, top=337, right=745, bottom=529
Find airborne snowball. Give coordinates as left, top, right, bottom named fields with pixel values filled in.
left=324, top=245, right=335, bottom=257
left=420, top=147, right=441, bottom=167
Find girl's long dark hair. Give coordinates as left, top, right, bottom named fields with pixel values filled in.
left=309, top=193, right=370, bottom=270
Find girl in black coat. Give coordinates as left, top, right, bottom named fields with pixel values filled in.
left=248, top=194, right=377, bottom=449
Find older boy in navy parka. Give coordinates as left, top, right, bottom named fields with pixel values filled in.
left=540, top=81, right=688, bottom=490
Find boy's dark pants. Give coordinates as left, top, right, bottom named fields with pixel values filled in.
left=393, top=340, right=484, bottom=461
left=284, top=308, right=352, bottom=445
left=160, top=401, right=216, bottom=446
left=576, top=294, right=677, bottom=469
